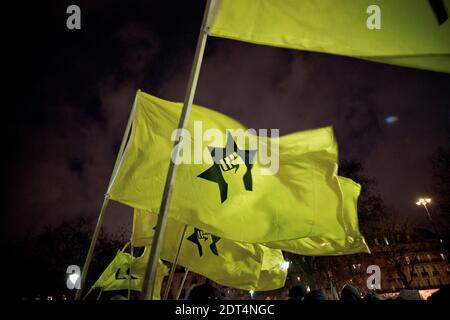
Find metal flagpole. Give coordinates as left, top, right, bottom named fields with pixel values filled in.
left=175, top=268, right=190, bottom=300
left=75, top=90, right=140, bottom=300
left=163, top=224, right=188, bottom=300
left=140, top=0, right=216, bottom=300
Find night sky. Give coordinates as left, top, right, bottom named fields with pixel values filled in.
left=5, top=0, right=449, bottom=238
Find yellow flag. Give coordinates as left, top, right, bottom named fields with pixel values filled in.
left=264, top=177, right=370, bottom=255
left=108, top=91, right=344, bottom=244
left=132, top=209, right=287, bottom=291
left=256, top=245, right=290, bottom=291
left=92, top=246, right=169, bottom=300
left=208, top=0, right=450, bottom=73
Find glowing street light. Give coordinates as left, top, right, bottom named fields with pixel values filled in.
left=416, top=197, right=432, bottom=219
left=415, top=197, right=444, bottom=245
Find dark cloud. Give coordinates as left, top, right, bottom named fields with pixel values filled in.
left=5, top=0, right=449, bottom=237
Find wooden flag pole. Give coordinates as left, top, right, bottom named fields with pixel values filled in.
left=175, top=268, right=190, bottom=300
left=75, top=91, right=139, bottom=300
left=162, top=224, right=188, bottom=300
left=140, top=0, right=216, bottom=300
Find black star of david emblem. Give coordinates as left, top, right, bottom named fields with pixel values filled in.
left=115, top=264, right=138, bottom=280
left=187, top=228, right=221, bottom=257
left=197, top=132, right=256, bottom=203
left=429, top=0, right=448, bottom=24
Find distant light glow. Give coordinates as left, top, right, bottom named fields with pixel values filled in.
left=249, top=290, right=254, bottom=297
left=385, top=116, right=399, bottom=124
left=416, top=197, right=432, bottom=206
left=281, top=261, right=290, bottom=270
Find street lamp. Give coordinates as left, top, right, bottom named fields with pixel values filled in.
left=415, top=197, right=443, bottom=244
left=416, top=198, right=432, bottom=219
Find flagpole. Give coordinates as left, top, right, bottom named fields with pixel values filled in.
left=175, top=268, right=190, bottom=300
left=163, top=224, right=188, bottom=300
left=75, top=91, right=139, bottom=300
left=140, top=0, right=216, bottom=300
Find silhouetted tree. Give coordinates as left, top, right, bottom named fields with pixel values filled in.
left=375, top=211, right=419, bottom=289
left=284, top=160, right=388, bottom=296
left=3, top=216, right=126, bottom=300
left=431, top=137, right=450, bottom=235
left=339, top=160, right=387, bottom=236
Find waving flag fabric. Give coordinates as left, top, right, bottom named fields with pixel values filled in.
left=91, top=246, right=169, bottom=300
left=108, top=91, right=344, bottom=243
left=132, top=209, right=287, bottom=291
left=208, top=0, right=450, bottom=73
left=264, top=177, right=370, bottom=256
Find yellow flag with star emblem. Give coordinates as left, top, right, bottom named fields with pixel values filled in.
left=208, top=0, right=450, bottom=73
left=132, top=209, right=287, bottom=291
left=91, top=245, right=169, bottom=300
left=108, top=91, right=347, bottom=244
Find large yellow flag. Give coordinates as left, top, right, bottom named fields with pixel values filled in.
left=264, top=177, right=370, bottom=255
left=91, top=246, right=169, bottom=300
left=208, top=0, right=450, bottom=73
left=132, top=209, right=287, bottom=291
left=108, top=91, right=344, bottom=244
